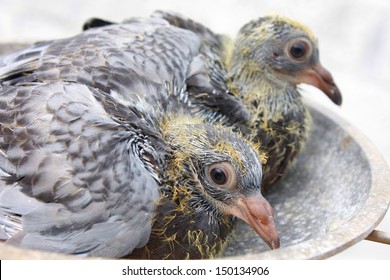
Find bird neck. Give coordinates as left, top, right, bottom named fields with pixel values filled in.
left=227, top=58, right=303, bottom=130
left=130, top=181, right=233, bottom=259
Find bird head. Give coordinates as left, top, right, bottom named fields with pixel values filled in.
left=161, top=116, right=280, bottom=250
left=231, top=14, right=342, bottom=105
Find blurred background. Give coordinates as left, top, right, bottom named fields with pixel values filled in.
left=0, top=0, right=389, bottom=259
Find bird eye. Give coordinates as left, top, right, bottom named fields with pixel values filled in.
left=206, top=162, right=237, bottom=190
left=290, top=42, right=306, bottom=58
left=210, top=168, right=228, bottom=184
left=286, top=38, right=312, bottom=61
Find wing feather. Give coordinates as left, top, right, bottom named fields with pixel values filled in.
left=0, top=82, right=162, bottom=257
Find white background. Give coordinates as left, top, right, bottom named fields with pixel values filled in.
left=0, top=0, right=389, bottom=259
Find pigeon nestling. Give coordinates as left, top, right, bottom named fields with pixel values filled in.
left=147, top=12, right=342, bottom=190
left=226, top=15, right=342, bottom=189
left=0, top=17, right=279, bottom=258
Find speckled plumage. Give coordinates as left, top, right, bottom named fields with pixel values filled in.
left=0, top=15, right=248, bottom=126
left=0, top=81, right=165, bottom=257
left=149, top=12, right=342, bottom=190
left=0, top=16, right=279, bottom=258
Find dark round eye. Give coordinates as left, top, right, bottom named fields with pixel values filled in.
left=285, top=38, right=312, bottom=62
left=206, top=162, right=237, bottom=189
left=290, top=42, right=307, bottom=58
left=210, top=168, right=227, bottom=185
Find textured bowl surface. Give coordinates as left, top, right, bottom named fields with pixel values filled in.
left=0, top=44, right=389, bottom=259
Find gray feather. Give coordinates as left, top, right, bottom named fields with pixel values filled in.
left=0, top=15, right=249, bottom=125
left=0, top=82, right=162, bottom=257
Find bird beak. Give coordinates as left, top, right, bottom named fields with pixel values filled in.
left=230, top=194, right=280, bottom=249
left=295, top=63, right=342, bottom=105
